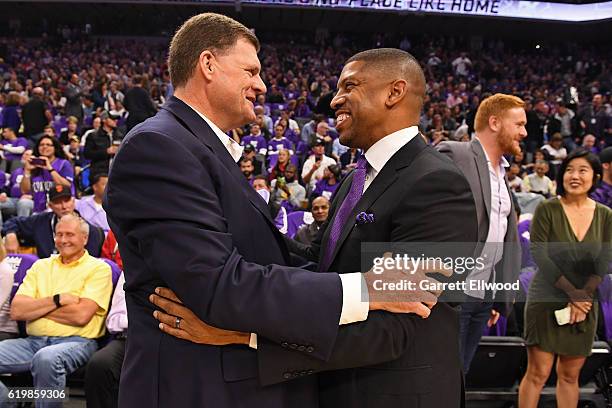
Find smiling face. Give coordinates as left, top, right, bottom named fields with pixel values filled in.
left=331, top=61, right=389, bottom=150
left=37, top=137, right=56, bottom=158
left=54, top=217, right=88, bottom=260
left=563, top=157, right=595, bottom=197
left=209, top=38, right=266, bottom=130
left=496, top=107, right=527, bottom=156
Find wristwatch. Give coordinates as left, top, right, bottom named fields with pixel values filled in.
left=53, top=294, right=61, bottom=308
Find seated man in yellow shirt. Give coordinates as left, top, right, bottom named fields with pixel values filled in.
left=0, top=214, right=112, bottom=407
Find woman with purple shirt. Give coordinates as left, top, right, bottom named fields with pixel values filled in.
left=267, top=124, right=294, bottom=157
left=20, top=135, right=73, bottom=213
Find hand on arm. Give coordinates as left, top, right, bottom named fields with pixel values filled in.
left=150, top=288, right=250, bottom=345
left=45, top=297, right=100, bottom=327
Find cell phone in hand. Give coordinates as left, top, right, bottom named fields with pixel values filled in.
left=555, top=306, right=571, bottom=325
left=30, top=157, right=47, bottom=166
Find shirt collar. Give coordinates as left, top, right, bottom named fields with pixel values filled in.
left=53, top=250, right=89, bottom=267
left=475, top=136, right=510, bottom=168
left=181, top=100, right=244, bottom=163
left=365, top=126, right=419, bottom=174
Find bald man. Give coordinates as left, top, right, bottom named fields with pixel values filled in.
left=294, top=196, right=330, bottom=245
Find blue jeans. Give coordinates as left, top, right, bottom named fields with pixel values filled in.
left=0, top=198, right=34, bottom=229
left=0, top=335, right=97, bottom=408
left=458, top=297, right=493, bottom=374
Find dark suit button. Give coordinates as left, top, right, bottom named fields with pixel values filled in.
left=281, top=342, right=288, bottom=348
left=283, top=372, right=292, bottom=379
left=297, top=345, right=306, bottom=352
left=306, top=346, right=314, bottom=353
left=307, top=369, right=314, bottom=375
left=290, top=343, right=298, bottom=349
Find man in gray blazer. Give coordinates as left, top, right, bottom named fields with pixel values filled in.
left=437, top=93, right=525, bottom=374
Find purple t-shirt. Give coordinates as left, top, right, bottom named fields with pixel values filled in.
left=267, top=137, right=294, bottom=155
left=30, top=158, right=74, bottom=212
left=313, top=179, right=339, bottom=201
left=241, top=135, right=267, bottom=154
left=591, top=181, right=612, bottom=208
left=9, top=167, right=25, bottom=198
left=1, top=137, right=29, bottom=161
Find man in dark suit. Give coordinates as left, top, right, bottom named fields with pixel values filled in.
left=123, top=74, right=158, bottom=131
left=151, top=49, right=479, bottom=407
left=437, top=94, right=525, bottom=374
left=106, top=14, right=441, bottom=408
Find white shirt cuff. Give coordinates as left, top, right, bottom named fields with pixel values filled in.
left=338, top=273, right=369, bottom=325
left=249, top=333, right=258, bottom=349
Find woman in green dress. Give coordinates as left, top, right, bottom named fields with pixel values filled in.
left=519, top=149, right=611, bottom=408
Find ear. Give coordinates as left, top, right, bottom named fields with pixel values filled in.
left=198, top=50, right=216, bottom=81
left=385, top=79, right=407, bottom=108
left=488, top=115, right=502, bottom=133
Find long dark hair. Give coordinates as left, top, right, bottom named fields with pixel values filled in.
left=34, top=135, right=67, bottom=160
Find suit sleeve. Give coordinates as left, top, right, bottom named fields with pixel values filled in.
left=105, top=131, right=343, bottom=362
left=256, top=167, right=479, bottom=385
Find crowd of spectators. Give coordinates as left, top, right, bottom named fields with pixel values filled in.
left=0, top=30, right=608, bottom=405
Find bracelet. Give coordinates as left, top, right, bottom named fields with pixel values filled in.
left=49, top=168, right=56, bottom=173
left=53, top=294, right=61, bottom=308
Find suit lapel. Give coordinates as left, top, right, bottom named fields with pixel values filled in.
left=161, top=97, right=274, bottom=224
left=470, top=139, right=491, bottom=219
left=324, top=135, right=427, bottom=269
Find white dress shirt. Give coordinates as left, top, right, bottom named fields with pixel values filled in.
left=181, top=101, right=369, bottom=349
left=465, top=138, right=511, bottom=299
left=363, top=126, right=420, bottom=192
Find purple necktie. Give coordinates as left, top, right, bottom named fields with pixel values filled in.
left=320, top=156, right=368, bottom=272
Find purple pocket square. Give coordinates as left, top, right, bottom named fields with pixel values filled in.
left=356, top=212, right=375, bottom=225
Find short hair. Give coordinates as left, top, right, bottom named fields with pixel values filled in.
left=168, top=13, right=260, bottom=88
left=556, top=149, right=602, bottom=196
left=345, top=48, right=426, bottom=109
left=56, top=213, right=90, bottom=237
left=6, top=92, right=20, bottom=106
left=253, top=175, right=268, bottom=186
left=92, top=173, right=108, bottom=186
left=474, top=94, right=525, bottom=133
left=67, top=116, right=79, bottom=125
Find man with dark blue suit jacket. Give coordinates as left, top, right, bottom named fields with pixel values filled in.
left=150, top=48, right=479, bottom=407
left=105, top=14, right=441, bottom=408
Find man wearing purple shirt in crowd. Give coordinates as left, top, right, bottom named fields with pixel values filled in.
left=85, top=272, right=127, bottom=408
left=240, top=124, right=267, bottom=156
left=312, top=163, right=341, bottom=201
left=76, top=174, right=110, bottom=235
left=0, top=150, right=34, bottom=228
left=267, top=124, right=294, bottom=156
left=0, top=128, right=28, bottom=173
left=20, top=135, right=73, bottom=213
left=592, top=146, right=612, bottom=207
